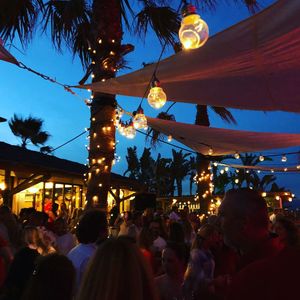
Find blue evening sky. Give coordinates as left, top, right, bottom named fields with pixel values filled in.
left=1, top=0, right=300, bottom=197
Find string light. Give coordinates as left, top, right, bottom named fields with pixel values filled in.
left=147, top=76, right=167, bottom=109
left=259, top=155, right=265, bottom=162
left=281, top=155, right=287, bottom=162
left=133, top=107, right=148, bottom=129
left=234, top=152, right=240, bottom=159
left=167, top=135, right=173, bottom=142
left=179, top=3, right=209, bottom=50
left=208, top=147, right=213, bottom=156
left=124, top=120, right=136, bottom=139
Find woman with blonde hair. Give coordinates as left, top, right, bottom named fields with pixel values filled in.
left=77, top=237, right=158, bottom=300
left=23, top=226, right=55, bottom=255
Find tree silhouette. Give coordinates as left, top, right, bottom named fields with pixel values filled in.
left=8, top=114, right=50, bottom=149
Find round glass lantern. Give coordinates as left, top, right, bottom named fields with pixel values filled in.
left=133, top=112, right=147, bottom=129
left=147, top=87, right=167, bottom=109
left=179, top=4, right=209, bottom=50
left=125, top=124, right=136, bottom=139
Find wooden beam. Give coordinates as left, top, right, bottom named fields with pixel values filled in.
left=11, top=174, right=51, bottom=195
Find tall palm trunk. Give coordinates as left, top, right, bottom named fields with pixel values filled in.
left=86, top=0, right=122, bottom=209
left=195, top=105, right=210, bottom=214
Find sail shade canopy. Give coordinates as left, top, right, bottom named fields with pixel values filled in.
left=80, top=0, right=300, bottom=113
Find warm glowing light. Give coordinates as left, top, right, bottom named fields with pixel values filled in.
left=124, top=122, right=136, bottom=139
left=179, top=4, right=209, bottom=50
left=147, top=86, right=167, bottom=109
left=234, top=152, right=240, bottom=159
left=133, top=108, right=147, bottom=129
left=259, top=155, right=264, bottom=162
left=288, top=197, right=293, bottom=202
left=0, top=182, right=6, bottom=190
left=28, top=186, right=39, bottom=194
left=261, top=192, right=267, bottom=197
left=275, top=196, right=280, bottom=200
left=234, top=179, right=239, bottom=184
left=208, top=147, right=213, bottom=156
left=167, top=135, right=172, bottom=142
left=281, top=155, right=287, bottom=162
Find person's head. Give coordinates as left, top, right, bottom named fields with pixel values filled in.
left=138, top=227, right=154, bottom=250
left=219, top=188, right=269, bottom=251
left=149, top=220, right=161, bottom=239
left=54, top=217, right=68, bottom=236
left=162, top=242, right=189, bottom=277
left=192, top=224, right=219, bottom=250
left=76, top=209, right=108, bottom=244
left=169, top=222, right=185, bottom=243
left=2, top=247, right=39, bottom=299
left=273, top=216, right=300, bottom=247
left=23, top=226, right=42, bottom=247
left=77, top=237, right=157, bottom=300
left=27, top=211, right=48, bottom=227
left=171, top=205, right=178, bottom=213
left=22, top=254, right=75, bottom=300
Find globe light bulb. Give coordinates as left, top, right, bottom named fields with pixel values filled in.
left=118, top=123, right=126, bottom=136
left=234, top=152, right=240, bottom=159
left=179, top=4, right=209, bottom=50
left=124, top=122, right=136, bottom=139
left=281, top=155, right=287, bottom=162
left=208, top=147, right=213, bottom=155
left=133, top=107, right=147, bottom=129
left=259, top=155, right=264, bottom=162
left=167, top=135, right=173, bottom=142
left=147, top=86, right=167, bottom=109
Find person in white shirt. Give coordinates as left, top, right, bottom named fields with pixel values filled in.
left=67, top=210, right=108, bottom=291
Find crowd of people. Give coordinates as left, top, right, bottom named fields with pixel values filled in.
left=0, top=188, right=299, bottom=299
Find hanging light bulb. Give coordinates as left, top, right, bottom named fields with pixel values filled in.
left=259, top=155, right=265, bottom=162
left=234, top=152, right=240, bottom=159
left=133, top=107, right=147, bottom=129
left=167, top=135, right=173, bottom=142
left=118, top=122, right=126, bottom=136
left=179, top=3, right=209, bottom=50
left=208, top=147, right=213, bottom=156
left=281, top=155, right=287, bottom=162
left=124, top=120, right=136, bottom=139
left=147, top=77, right=167, bottom=109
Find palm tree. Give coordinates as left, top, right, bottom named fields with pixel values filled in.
left=154, top=153, right=173, bottom=197
left=170, top=149, right=190, bottom=196
left=124, top=146, right=140, bottom=179
left=8, top=114, right=50, bottom=149
left=1, top=0, right=259, bottom=209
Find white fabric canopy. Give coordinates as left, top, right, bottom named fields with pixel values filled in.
left=0, top=42, right=18, bottom=65
left=146, top=117, right=300, bottom=156
left=81, top=0, right=300, bottom=113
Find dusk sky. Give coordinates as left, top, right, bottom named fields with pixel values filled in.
left=1, top=0, right=300, bottom=198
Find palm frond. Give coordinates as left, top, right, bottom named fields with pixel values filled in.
left=146, top=112, right=175, bottom=148
left=240, top=0, right=261, bottom=14
left=135, top=4, right=180, bottom=45
left=191, top=0, right=218, bottom=11
left=0, top=0, right=41, bottom=45
left=211, top=106, right=237, bottom=125
left=41, top=0, right=91, bottom=52
left=119, top=0, right=134, bottom=30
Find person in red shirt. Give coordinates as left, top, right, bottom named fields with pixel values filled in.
left=218, top=188, right=298, bottom=300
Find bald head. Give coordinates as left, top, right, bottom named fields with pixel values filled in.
left=219, top=189, right=269, bottom=251
left=223, top=189, right=269, bottom=228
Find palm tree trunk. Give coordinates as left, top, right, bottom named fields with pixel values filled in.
left=86, top=0, right=122, bottom=210
left=195, top=105, right=211, bottom=214
left=176, top=178, right=182, bottom=197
